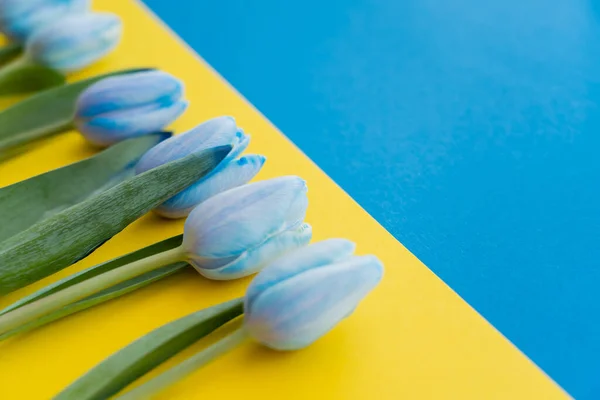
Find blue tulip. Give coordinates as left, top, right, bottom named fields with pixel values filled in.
left=94, top=238, right=382, bottom=398
left=136, top=116, right=265, bottom=218
left=181, top=176, right=311, bottom=280
left=0, top=0, right=89, bottom=42
left=74, top=70, right=188, bottom=147
left=244, top=239, right=383, bottom=350
left=25, top=12, right=122, bottom=72
left=82, top=238, right=382, bottom=398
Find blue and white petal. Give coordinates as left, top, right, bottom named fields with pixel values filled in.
left=135, top=116, right=244, bottom=174
left=155, top=154, right=267, bottom=219
left=74, top=70, right=187, bottom=146
left=244, top=254, right=383, bottom=350
left=193, top=223, right=312, bottom=280
left=182, top=176, right=309, bottom=260
left=0, top=0, right=90, bottom=42
left=26, top=12, right=122, bottom=72
left=76, top=70, right=184, bottom=118
left=245, top=238, right=355, bottom=310
left=79, top=103, right=187, bottom=147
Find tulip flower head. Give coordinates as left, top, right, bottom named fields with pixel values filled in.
left=96, top=238, right=382, bottom=399
left=75, top=70, right=188, bottom=147
left=81, top=238, right=383, bottom=399
left=136, top=116, right=266, bottom=218
left=25, top=12, right=122, bottom=73
left=0, top=0, right=89, bottom=42
left=181, top=176, right=311, bottom=280
left=244, top=239, right=383, bottom=350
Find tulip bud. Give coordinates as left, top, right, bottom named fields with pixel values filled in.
left=25, top=12, right=122, bottom=73
left=74, top=70, right=188, bottom=147
left=244, top=239, right=383, bottom=350
left=136, top=116, right=266, bottom=218
left=181, top=176, right=311, bottom=280
left=0, top=0, right=89, bottom=42
left=84, top=238, right=382, bottom=398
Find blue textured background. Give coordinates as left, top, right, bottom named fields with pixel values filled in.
left=143, top=0, right=600, bottom=397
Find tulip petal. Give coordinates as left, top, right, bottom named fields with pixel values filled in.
left=155, top=154, right=266, bottom=218
left=0, top=0, right=90, bottom=42
left=284, top=186, right=309, bottom=229
left=245, top=238, right=355, bottom=310
left=26, top=12, right=122, bottom=72
left=0, top=0, right=89, bottom=19
left=195, top=223, right=312, bottom=280
left=75, top=70, right=184, bottom=118
left=135, top=116, right=242, bottom=174
left=224, top=130, right=250, bottom=161
left=76, top=100, right=188, bottom=147
left=245, top=255, right=383, bottom=350
left=183, top=176, right=308, bottom=260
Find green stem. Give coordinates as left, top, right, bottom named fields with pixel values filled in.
left=116, top=327, right=249, bottom=400
left=0, top=42, right=23, bottom=65
left=0, top=56, right=29, bottom=85
left=0, top=119, right=73, bottom=155
left=0, top=263, right=187, bottom=341
left=0, top=246, right=185, bottom=335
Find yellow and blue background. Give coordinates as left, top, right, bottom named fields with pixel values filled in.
left=0, top=0, right=595, bottom=398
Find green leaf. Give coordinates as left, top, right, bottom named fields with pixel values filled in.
left=0, top=144, right=232, bottom=295
left=55, top=298, right=244, bottom=400
left=0, top=43, right=22, bottom=66
left=0, top=67, right=152, bottom=155
left=0, top=234, right=184, bottom=316
left=0, top=59, right=65, bottom=95
left=0, top=263, right=186, bottom=341
left=0, top=132, right=170, bottom=243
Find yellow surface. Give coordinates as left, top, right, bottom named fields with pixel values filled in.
left=0, top=1, right=567, bottom=399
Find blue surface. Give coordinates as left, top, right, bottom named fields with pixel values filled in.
left=143, top=0, right=600, bottom=397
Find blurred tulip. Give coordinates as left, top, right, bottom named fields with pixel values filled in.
left=182, top=176, right=311, bottom=279
left=74, top=70, right=188, bottom=147
left=136, top=116, right=266, bottom=218
left=0, top=0, right=89, bottom=42
left=244, top=239, right=383, bottom=350
left=25, top=12, right=122, bottom=73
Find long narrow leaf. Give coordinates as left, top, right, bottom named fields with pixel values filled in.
left=0, top=144, right=231, bottom=295
left=55, top=298, right=244, bottom=400
left=0, top=62, right=65, bottom=96
left=0, top=263, right=187, bottom=341
left=0, top=133, right=170, bottom=243
left=0, top=68, right=151, bottom=153
left=0, top=235, right=183, bottom=316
